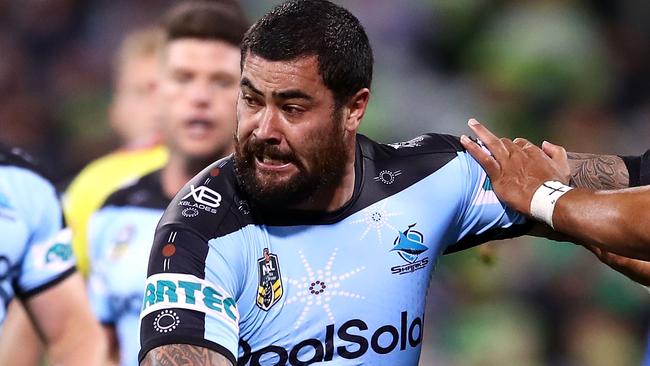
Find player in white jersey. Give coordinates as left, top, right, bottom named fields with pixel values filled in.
left=0, top=146, right=105, bottom=365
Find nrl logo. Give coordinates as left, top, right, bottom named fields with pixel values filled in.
left=256, top=248, right=283, bottom=311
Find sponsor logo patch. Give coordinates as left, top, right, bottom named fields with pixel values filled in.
left=178, top=184, right=222, bottom=215
left=239, top=311, right=423, bottom=365
left=256, top=248, right=283, bottom=311
left=140, top=273, right=238, bottom=330
left=34, top=228, right=75, bottom=271
left=390, top=224, right=429, bottom=275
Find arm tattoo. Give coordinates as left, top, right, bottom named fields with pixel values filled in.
left=567, top=152, right=629, bottom=189
left=141, top=344, right=233, bottom=366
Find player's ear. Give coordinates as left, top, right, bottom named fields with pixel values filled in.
left=343, top=88, right=370, bottom=132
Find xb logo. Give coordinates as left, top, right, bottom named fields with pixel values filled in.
left=182, top=185, right=222, bottom=208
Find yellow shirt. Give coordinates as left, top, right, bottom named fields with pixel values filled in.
left=63, top=145, right=168, bottom=276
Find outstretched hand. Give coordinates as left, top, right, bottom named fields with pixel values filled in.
left=459, top=118, right=570, bottom=216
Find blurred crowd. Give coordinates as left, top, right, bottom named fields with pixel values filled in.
left=1, top=0, right=649, bottom=365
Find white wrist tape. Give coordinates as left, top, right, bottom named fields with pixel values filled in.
left=529, top=181, right=573, bottom=229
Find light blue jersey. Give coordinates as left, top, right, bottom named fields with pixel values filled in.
left=0, top=146, right=75, bottom=325
left=139, top=134, right=530, bottom=365
left=88, top=171, right=167, bottom=366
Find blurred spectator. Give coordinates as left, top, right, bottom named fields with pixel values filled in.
left=64, top=26, right=168, bottom=278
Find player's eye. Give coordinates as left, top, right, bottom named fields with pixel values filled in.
left=282, top=104, right=304, bottom=115
left=242, top=93, right=259, bottom=107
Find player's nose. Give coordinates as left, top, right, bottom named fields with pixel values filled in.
left=254, top=107, right=283, bottom=144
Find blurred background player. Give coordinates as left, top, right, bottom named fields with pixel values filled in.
left=87, top=1, right=248, bottom=364
left=0, top=147, right=105, bottom=365
left=64, top=26, right=168, bottom=278
left=1, top=26, right=170, bottom=365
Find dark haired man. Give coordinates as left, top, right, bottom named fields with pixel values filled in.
left=86, top=1, right=248, bottom=365
left=138, top=1, right=642, bottom=365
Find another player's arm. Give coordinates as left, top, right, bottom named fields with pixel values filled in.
left=141, top=344, right=233, bottom=366
left=0, top=300, right=44, bottom=365
left=460, top=119, right=650, bottom=260
left=566, top=152, right=629, bottom=189
left=26, top=273, right=106, bottom=365
left=548, top=186, right=650, bottom=261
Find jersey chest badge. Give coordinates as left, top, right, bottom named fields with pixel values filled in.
left=257, top=248, right=283, bottom=311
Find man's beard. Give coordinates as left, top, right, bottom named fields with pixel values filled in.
left=234, top=118, right=348, bottom=208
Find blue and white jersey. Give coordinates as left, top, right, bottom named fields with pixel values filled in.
left=88, top=170, right=167, bottom=366
left=0, top=146, right=75, bottom=325
left=139, top=134, right=530, bottom=365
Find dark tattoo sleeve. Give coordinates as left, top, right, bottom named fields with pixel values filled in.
left=567, top=152, right=629, bottom=189
left=140, top=344, right=233, bottom=366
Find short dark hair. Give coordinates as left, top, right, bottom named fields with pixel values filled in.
left=241, top=0, right=373, bottom=108
left=163, top=0, right=249, bottom=47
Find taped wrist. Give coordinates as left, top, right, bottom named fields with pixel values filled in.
left=530, top=181, right=573, bottom=229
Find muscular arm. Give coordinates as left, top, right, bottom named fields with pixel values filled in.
left=567, top=153, right=629, bottom=190
left=552, top=186, right=650, bottom=261
left=141, top=344, right=233, bottom=366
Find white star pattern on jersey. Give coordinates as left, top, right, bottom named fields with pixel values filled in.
left=285, top=248, right=365, bottom=330
left=350, top=201, right=402, bottom=243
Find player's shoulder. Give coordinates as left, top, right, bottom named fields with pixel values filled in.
left=358, top=133, right=465, bottom=183
left=0, top=145, right=53, bottom=188
left=101, top=169, right=168, bottom=211
left=158, top=155, right=253, bottom=241
left=360, top=133, right=463, bottom=159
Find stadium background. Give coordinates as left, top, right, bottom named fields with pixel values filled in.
left=1, top=0, right=649, bottom=364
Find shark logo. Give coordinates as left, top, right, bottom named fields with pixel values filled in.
left=391, top=224, right=427, bottom=264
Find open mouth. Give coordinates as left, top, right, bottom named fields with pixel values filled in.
left=254, top=151, right=293, bottom=170
left=186, top=118, right=215, bottom=138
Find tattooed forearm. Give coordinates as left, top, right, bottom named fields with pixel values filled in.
left=567, top=152, right=629, bottom=189
left=141, top=344, right=233, bottom=366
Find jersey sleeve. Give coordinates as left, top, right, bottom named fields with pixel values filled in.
left=621, top=150, right=650, bottom=187
left=15, top=173, right=76, bottom=298
left=86, top=209, right=116, bottom=324
left=444, top=150, right=532, bottom=254
left=138, top=223, right=242, bottom=365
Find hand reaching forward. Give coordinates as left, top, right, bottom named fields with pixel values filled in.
left=459, top=118, right=570, bottom=216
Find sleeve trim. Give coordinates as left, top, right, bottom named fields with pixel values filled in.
left=138, top=337, right=236, bottom=365
left=443, top=220, right=534, bottom=255
left=16, top=267, right=77, bottom=299
left=621, top=155, right=641, bottom=187
left=621, top=150, right=650, bottom=187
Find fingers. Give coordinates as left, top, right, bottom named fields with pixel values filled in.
left=460, top=134, right=500, bottom=177
left=513, top=137, right=533, bottom=148
left=541, top=140, right=567, bottom=162
left=467, top=119, right=509, bottom=159
left=542, top=140, right=570, bottom=183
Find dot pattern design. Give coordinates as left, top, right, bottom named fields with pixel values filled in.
left=350, top=201, right=402, bottom=242
left=285, top=248, right=366, bottom=330
left=153, top=310, right=180, bottom=333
